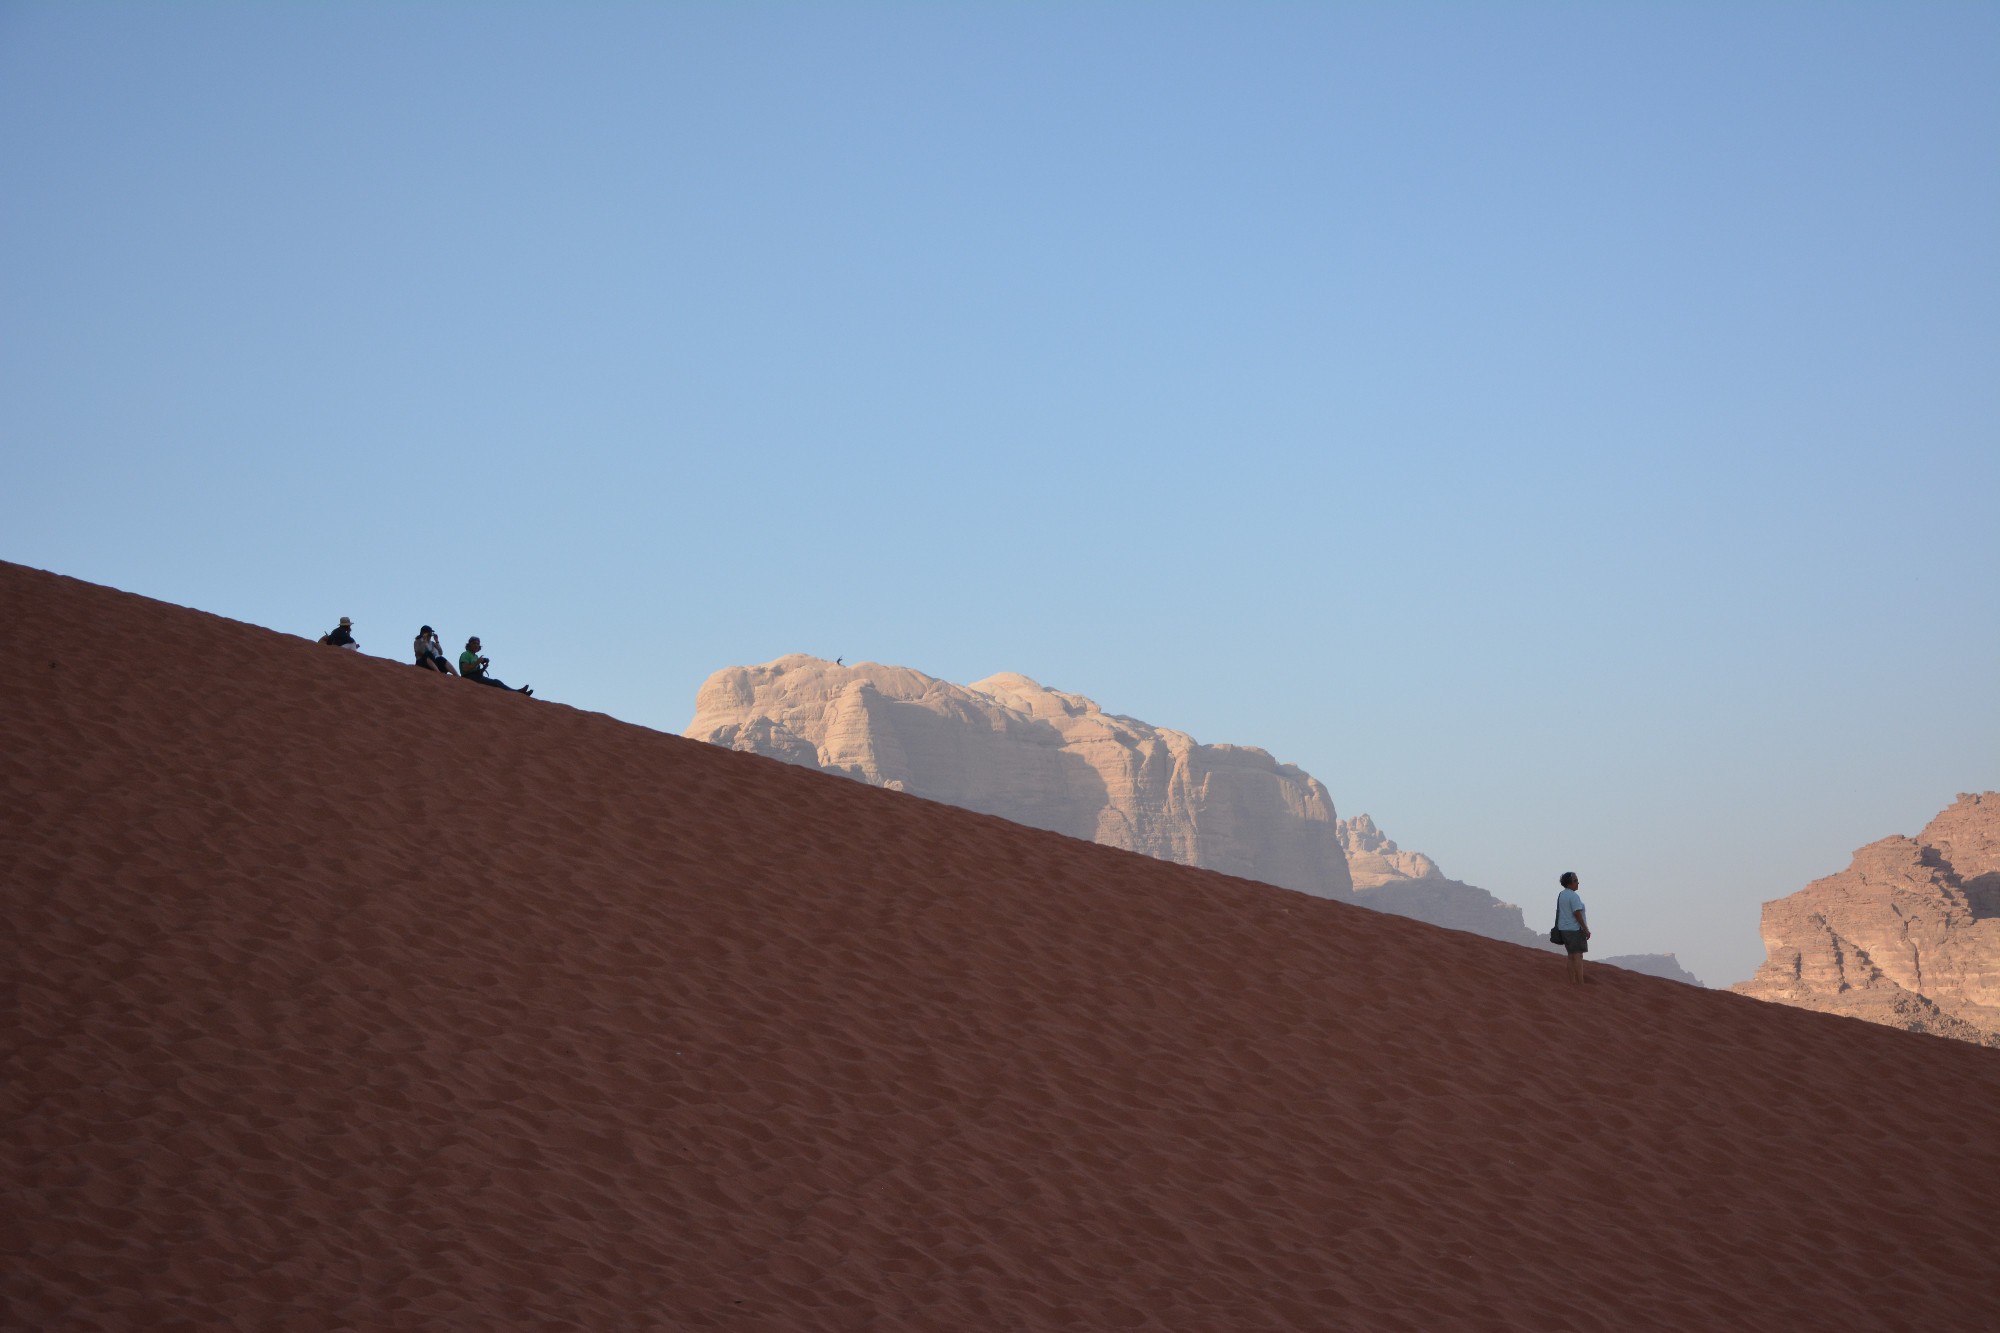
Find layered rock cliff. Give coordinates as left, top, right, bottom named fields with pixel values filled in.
left=1339, top=814, right=1546, bottom=949
left=1336, top=814, right=1442, bottom=885
left=1734, top=793, right=2000, bottom=1046
left=690, top=656, right=1351, bottom=898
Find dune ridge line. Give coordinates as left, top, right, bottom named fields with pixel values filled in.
left=6, top=560, right=1999, bottom=1331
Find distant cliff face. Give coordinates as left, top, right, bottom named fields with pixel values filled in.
left=1734, top=793, right=2000, bottom=1046
left=1599, top=953, right=1703, bottom=985
left=689, top=656, right=1352, bottom=899
left=1349, top=870, right=1547, bottom=949
left=1336, top=814, right=1442, bottom=886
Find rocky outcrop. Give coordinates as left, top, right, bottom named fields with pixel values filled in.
left=1336, top=814, right=1442, bottom=886
left=689, top=656, right=1351, bottom=898
left=1337, top=814, right=1557, bottom=947
left=1734, top=793, right=2000, bottom=1046
left=1599, top=953, right=1702, bottom=985
left=1350, top=871, right=1551, bottom=949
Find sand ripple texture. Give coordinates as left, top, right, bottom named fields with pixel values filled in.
left=5, top=560, right=1999, bottom=1332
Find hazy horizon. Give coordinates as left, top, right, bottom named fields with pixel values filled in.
left=5, top=4, right=1995, bottom=986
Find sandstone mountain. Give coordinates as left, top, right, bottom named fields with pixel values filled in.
left=689, top=656, right=1351, bottom=898
left=1338, top=812, right=1543, bottom=945
left=1336, top=813, right=1442, bottom=884
left=691, top=656, right=1697, bottom=982
left=1734, top=792, right=2000, bottom=1045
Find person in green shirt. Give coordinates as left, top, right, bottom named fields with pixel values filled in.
left=458, top=636, right=532, bottom=697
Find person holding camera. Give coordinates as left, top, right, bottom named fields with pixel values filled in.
left=414, top=625, right=457, bottom=675
left=458, top=636, right=532, bottom=696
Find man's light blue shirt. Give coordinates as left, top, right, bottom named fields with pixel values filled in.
left=1556, top=888, right=1586, bottom=931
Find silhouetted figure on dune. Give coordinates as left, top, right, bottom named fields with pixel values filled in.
left=318, top=616, right=358, bottom=650
left=414, top=626, right=457, bottom=675
left=459, top=636, right=531, bottom=696
left=1555, top=871, right=1592, bottom=984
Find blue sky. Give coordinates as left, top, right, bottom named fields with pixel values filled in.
left=5, top=3, right=1995, bottom=985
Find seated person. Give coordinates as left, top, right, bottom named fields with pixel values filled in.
left=319, top=616, right=359, bottom=650
left=458, top=637, right=532, bottom=696
left=413, top=625, right=457, bottom=674
left=427, top=628, right=458, bottom=674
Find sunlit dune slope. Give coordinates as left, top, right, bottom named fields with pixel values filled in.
left=6, top=560, right=1999, bottom=1332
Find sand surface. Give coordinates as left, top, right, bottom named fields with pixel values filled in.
left=7, top=561, right=2000, bottom=1331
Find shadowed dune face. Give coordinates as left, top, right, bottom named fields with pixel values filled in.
left=6, top=561, right=2000, bottom=1332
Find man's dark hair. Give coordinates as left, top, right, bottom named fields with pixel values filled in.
left=1559, top=871, right=1578, bottom=888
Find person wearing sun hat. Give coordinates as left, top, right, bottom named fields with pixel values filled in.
left=319, top=616, right=359, bottom=650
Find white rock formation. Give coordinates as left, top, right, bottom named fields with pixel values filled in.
left=1335, top=814, right=1442, bottom=886
left=689, top=656, right=1352, bottom=898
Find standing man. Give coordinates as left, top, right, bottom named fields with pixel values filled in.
left=1556, top=871, right=1592, bottom=985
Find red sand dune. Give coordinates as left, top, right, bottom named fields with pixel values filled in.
left=6, top=561, right=1999, bottom=1332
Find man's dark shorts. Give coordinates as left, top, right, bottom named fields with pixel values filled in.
left=1560, top=928, right=1588, bottom=955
